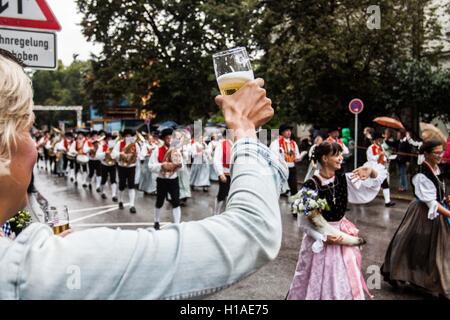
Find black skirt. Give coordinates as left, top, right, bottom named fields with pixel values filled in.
left=381, top=200, right=450, bottom=298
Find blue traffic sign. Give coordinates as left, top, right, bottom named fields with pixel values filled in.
left=348, top=98, right=364, bottom=114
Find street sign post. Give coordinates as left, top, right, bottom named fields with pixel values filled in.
left=0, top=27, right=56, bottom=69
left=348, top=98, right=364, bottom=169
left=0, top=0, right=61, bottom=30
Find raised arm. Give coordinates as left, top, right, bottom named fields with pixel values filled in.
left=3, top=78, right=289, bottom=300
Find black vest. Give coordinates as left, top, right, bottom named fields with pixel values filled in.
left=303, top=174, right=348, bottom=222
left=412, top=164, right=445, bottom=203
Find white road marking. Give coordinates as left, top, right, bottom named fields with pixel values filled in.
left=69, top=204, right=119, bottom=214
left=70, top=204, right=130, bottom=223
left=72, top=222, right=170, bottom=228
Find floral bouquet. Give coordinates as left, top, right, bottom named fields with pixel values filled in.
left=7, top=209, right=32, bottom=236
left=290, top=188, right=366, bottom=246
left=291, top=188, right=330, bottom=216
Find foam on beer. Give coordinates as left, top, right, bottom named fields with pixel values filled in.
left=217, top=71, right=254, bottom=95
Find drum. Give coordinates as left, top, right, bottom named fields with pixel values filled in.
left=76, top=154, right=89, bottom=164
left=66, top=152, right=76, bottom=161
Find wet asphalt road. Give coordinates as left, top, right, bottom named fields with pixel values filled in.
left=33, top=167, right=427, bottom=300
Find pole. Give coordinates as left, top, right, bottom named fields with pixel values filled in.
left=354, top=113, right=358, bottom=169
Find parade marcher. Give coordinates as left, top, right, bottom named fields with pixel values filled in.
left=304, top=135, right=323, bottom=182
left=190, top=135, right=210, bottom=192
left=396, top=130, right=413, bottom=192
left=367, top=132, right=395, bottom=207
left=44, top=132, right=56, bottom=173
left=68, top=131, right=90, bottom=186
left=287, top=141, right=386, bottom=300
left=381, top=139, right=450, bottom=299
left=54, top=131, right=73, bottom=177
left=85, top=131, right=102, bottom=191
left=1, top=52, right=289, bottom=299
left=111, top=129, right=140, bottom=213
left=138, top=133, right=157, bottom=195
left=208, top=134, right=219, bottom=182
left=35, top=131, right=46, bottom=170
left=270, top=124, right=302, bottom=200
left=97, top=133, right=118, bottom=202
left=212, top=131, right=233, bottom=215
left=177, top=133, right=192, bottom=205
left=148, top=128, right=183, bottom=230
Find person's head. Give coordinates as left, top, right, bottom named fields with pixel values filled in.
left=279, top=124, right=293, bottom=139
left=363, top=127, right=374, bottom=137
left=312, top=141, right=343, bottom=172
left=397, top=129, right=406, bottom=140
left=314, top=135, right=323, bottom=145
left=420, top=139, right=444, bottom=166
left=384, top=128, right=393, bottom=139
left=77, top=131, right=86, bottom=141
left=0, top=50, right=36, bottom=223
left=372, top=132, right=383, bottom=145
left=160, top=128, right=173, bottom=147
left=328, top=127, right=340, bottom=139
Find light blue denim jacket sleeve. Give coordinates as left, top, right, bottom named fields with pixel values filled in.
left=0, top=138, right=288, bottom=299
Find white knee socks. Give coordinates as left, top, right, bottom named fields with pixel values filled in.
left=155, top=207, right=161, bottom=223
left=128, top=189, right=136, bottom=207
left=383, top=188, right=391, bottom=204
left=172, top=206, right=181, bottom=224
left=111, top=183, right=117, bottom=197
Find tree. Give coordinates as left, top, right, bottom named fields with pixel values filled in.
left=254, top=0, right=450, bottom=133
left=77, top=0, right=258, bottom=123
left=32, top=60, right=90, bottom=128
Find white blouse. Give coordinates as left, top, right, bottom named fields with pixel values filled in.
left=412, top=167, right=442, bottom=220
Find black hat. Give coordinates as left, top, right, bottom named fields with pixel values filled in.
left=372, top=132, right=383, bottom=140
left=123, top=129, right=134, bottom=136
left=159, top=128, right=174, bottom=138
left=328, top=126, right=341, bottom=134
left=279, top=124, right=294, bottom=133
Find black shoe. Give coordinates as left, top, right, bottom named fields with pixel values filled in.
left=88, top=184, right=92, bottom=190
left=119, top=202, right=124, bottom=209
left=154, top=222, right=160, bottom=230
left=70, top=177, right=74, bottom=182
left=96, top=188, right=101, bottom=193
left=74, top=181, right=78, bottom=186
left=82, top=184, right=87, bottom=188
left=101, top=193, right=107, bottom=199
left=385, top=202, right=396, bottom=207
left=129, top=206, right=136, bottom=214
left=292, top=213, right=298, bottom=218
left=112, top=196, right=118, bottom=202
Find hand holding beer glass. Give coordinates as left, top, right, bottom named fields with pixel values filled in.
left=46, top=205, right=70, bottom=235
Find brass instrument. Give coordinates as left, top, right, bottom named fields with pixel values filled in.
left=119, top=133, right=146, bottom=167
left=160, top=129, right=190, bottom=178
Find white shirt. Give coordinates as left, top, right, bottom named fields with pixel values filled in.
left=148, top=145, right=184, bottom=179
left=412, top=166, right=442, bottom=220
left=269, top=137, right=301, bottom=168
left=213, top=139, right=233, bottom=176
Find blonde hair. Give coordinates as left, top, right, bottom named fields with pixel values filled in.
left=0, top=54, right=34, bottom=176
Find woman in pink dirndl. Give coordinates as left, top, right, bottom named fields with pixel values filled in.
left=287, top=141, right=386, bottom=300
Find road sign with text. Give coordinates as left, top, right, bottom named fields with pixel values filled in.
left=0, top=27, right=56, bottom=69
left=0, top=0, right=60, bottom=30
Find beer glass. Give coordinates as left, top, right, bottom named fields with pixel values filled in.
left=47, top=205, right=70, bottom=235
left=213, top=47, right=254, bottom=96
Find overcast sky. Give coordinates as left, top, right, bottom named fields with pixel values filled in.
left=47, top=0, right=102, bottom=65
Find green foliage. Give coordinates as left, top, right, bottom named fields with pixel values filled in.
left=8, top=210, right=32, bottom=232
left=77, top=0, right=258, bottom=123
left=31, top=60, right=90, bottom=128
left=74, top=0, right=450, bottom=132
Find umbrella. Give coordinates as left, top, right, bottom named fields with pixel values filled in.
left=420, top=122, right=448, bottom=145
left=156, top=120, right=178, bottom=131
left=373, top=117, right=404, bottom=129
